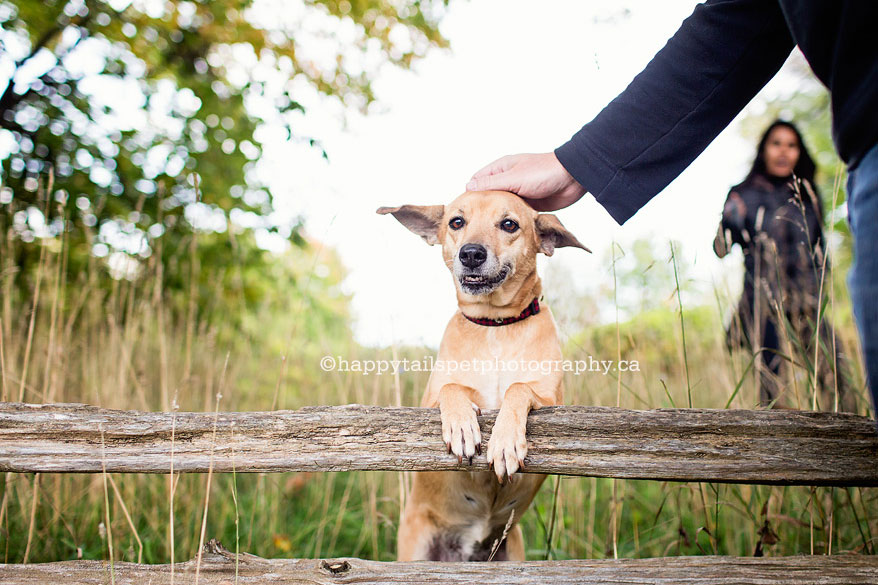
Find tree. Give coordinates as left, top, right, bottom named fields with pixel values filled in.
left=0, top=0, right=449, bottom=292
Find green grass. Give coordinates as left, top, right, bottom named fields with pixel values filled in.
left=1, top=199, right=876, bottom=564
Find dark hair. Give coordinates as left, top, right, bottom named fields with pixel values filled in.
left=745, top=120, right=816, bottom=183
left=742, top=119, right=823, bottom=222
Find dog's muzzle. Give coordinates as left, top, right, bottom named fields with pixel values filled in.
left=455, top=244, right=510, bottom=295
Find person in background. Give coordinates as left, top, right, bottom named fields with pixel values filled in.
left=465, top=0, right=878, bottom=417
left=713, top=120, right=855, bottom=411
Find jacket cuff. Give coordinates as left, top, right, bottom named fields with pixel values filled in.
left=555, top=138, right=641, bottom=225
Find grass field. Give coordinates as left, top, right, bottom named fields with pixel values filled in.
left=1, top=207, right=876, bottom=564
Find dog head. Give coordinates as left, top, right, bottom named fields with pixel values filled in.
left=377, top=191, right=589, bottom=299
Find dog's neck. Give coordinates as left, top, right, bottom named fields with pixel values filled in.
left=456, top=269, right=542, bottom=321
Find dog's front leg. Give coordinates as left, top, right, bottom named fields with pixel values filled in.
left=438, top=383, right=483, bottom=464
left=488, top=382, right=551, bottom=482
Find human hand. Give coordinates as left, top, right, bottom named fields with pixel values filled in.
left=466, top=152, right=587, bottom=211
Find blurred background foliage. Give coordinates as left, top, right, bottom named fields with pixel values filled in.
left=0, top=0, right=448, bottom=328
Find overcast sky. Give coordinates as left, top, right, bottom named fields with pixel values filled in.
left=254, top=0, right=820, bottom=346
left=254, top=0, right=809, bottom=347
left=0, top=0, right=825, bottom=350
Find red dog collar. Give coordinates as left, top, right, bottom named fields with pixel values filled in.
left=463, top=298, right=541, bottom=327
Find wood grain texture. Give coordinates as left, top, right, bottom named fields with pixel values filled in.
left=0, top=402, right=876, bottom=485
left=0, top=541, right=876, bottom=584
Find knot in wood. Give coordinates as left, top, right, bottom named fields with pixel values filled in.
left=204, top=538, right=229, bottom=555
left=320, top=559, right=351, bottom=575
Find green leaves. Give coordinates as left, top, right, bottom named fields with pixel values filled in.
left=1, top=0, right=447, bottom=323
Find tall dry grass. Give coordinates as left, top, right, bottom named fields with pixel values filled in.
left=0, top=181, right=876, bottom=564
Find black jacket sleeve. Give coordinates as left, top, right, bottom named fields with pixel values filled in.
left=555, top=0, right=794, bottom=225
left=713, top=189, right=747, bottom=258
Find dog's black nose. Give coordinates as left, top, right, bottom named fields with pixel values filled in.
left=459, top=244, right=487, bottom=268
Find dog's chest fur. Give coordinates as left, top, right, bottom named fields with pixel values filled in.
left=436, top=311, right=561, bottom=410
left=471, top=329, right=528, bottom=410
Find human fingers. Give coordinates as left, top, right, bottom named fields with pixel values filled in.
left=469, top=154, right=526, bottom=182
left=465, top=169, right=522, bottom=194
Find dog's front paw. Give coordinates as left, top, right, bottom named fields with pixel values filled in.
left=487, top=411, right=527, bottom=482
left=439, top=394, right=482, bottom=465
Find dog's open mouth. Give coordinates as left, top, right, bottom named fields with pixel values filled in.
left=458, top=266, right=510, bottom=294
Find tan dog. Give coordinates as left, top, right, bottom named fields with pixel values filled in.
left=378, top=191, right=588, bottom=561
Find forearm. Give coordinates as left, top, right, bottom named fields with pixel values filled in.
left=556, top=0, right=794, bottom=224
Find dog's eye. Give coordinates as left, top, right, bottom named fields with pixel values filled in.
left=500, top=219, right=519, bottom=233
left=449, top=217, right=465, bottom=230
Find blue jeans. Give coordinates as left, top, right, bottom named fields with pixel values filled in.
left=847, top=142, right=878, bottom=418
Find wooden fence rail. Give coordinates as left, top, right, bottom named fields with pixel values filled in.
left=0, top=540, right=877, bottom=584
left=1, top=402, right=876, bottom=485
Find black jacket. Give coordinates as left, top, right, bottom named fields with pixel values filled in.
left=555, top=0, right=878, bottom=225
left=714, top=174, right=825, bottom=316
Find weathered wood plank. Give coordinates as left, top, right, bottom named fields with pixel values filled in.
left=0, top=542, right=876, bottom=584
left=0, top=402, right=876, bottom=485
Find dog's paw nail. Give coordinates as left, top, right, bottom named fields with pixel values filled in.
left=446, top=442, right=452, bottom=454
left=468, top=456, right=474, bottom=465
left=477, top=408, right=482, bottom=416
left=476, top=444, right=482, bottom=455
left=458, top=454, right=463, bottom=464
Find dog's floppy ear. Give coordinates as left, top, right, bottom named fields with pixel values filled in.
left=376, top=205, right=445, bottom=246
left=535, top=213, right=591, bottom=256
